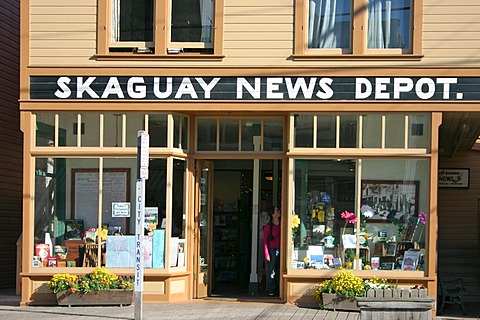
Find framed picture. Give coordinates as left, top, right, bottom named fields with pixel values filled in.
left=385, top=242, right=397, bottom=256
left=438, top=168, right=469, bottom=188
left=72, top=168, right=130, bottom=233
left=361, top=180, right=419, bottom=222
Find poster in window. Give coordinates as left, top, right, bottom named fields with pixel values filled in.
left=72, top=168, right=130, bottom=232
left=361, top=180, right=419, bottom=222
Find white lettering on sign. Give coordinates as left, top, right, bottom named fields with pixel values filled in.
left=50, top=76, right=462, bottom=101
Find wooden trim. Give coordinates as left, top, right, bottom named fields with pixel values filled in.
left=412, top=0, right=424, bottom=56
left=213, top=0, right=224, bottom=56
left=23, top=66, right=480, bottom=76
left=97, top=0, right=108, bottom=55
left=19, top=100, right=480, bottom=113
left=155, top=0, right=168, bottom=55
left=20, top=112, right=34, bottom=275
left=427, top=112, right=442, bottom=300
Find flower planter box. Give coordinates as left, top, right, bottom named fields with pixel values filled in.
left=322, top=293, right=360, bottom=312
left=56, top=290, right=133, bottom=307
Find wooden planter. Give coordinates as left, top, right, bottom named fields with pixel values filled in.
left=322, top=293, right=359, bottom=312
left=56, top=290, right=133, bottom=307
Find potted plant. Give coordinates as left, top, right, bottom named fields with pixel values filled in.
left=312, top=269, right=392, bottom=311
left=49, top=267, right=134, bottom=306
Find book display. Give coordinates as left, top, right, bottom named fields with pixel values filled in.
left=213, top=211, right=240, bottom=290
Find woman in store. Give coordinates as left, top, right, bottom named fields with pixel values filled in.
left=263, top=206, right=281, bottom=296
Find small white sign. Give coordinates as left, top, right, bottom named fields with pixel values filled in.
left=438, top=168, right=469, bottom=188
left=112, top=202, right=131, bottom=217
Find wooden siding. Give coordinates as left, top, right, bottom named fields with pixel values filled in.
left=27, top=0, right=480, bottom=67
left=0, top=0, right=23, bottom=290
left=438, top=150, right=480, bottom=302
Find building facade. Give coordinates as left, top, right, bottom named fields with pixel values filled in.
left=20, top=0, right=480, bottom=310
left=0, top=0, right=23, bottom=290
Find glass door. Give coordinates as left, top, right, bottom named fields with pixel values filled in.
left=194, top=160, right=213, bottom=298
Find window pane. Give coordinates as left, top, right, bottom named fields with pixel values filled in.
left=219, top=119, right=239, bottom=151
left=361, top=158, right=429, bottom=271
left=35, top=113, right=55, bottom=147
left=171, top=0, right=213, bottom=43
left=264, top=119, right=284, bottom=151
left=59, top=112, right=79, bottom=147
left=294, top=114, right=313, bottom=147
left=367, top=0, right=411, bottom=49
left=292, top=159, right=355, bottom=268
left=103, top=113, right=123, bottom=147
left=149, top=114, right=168, bottom=148
left=385, top=114, right=405, bottom=148
left=126, top=113, right=145, bottom=147
left=173, top=114, right=189, bottom=149
left=197, top=118, right=217, bottom=151
left=408, top=114, right=430, bottom=150
left=339, top=115, right=358, bottom=148
left=317, top=114, right=336, bottom=148
left=362, top=114, right=382, bottom=148
left=308, top=0, right=351, bottom=49
left=112, top=0, right=153, bottom=42
left=172, top=159, right=186, bottom=240
left=241, top=119, right=261, bottom=151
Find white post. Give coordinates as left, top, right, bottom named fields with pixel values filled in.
left=249, top=135, right=262, bottom=293
left=135, top=130, right=149, bottom=320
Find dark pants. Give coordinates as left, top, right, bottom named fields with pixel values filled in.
left=266, top=247, right=280, bottom=295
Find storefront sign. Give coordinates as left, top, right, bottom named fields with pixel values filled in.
left=30, top=76, right=480, bottom=101
left=438, top=168, right=470, bottom=188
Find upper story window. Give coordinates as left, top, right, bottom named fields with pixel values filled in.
left=97, top=0, right=224, bottom=60
left=294, top=0, right=423, bottom=60
left=110, top=0, right=154, bottom=49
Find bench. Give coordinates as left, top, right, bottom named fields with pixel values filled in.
left=356, top=288, right=435, bottom=320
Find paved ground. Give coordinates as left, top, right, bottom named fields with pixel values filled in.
left=0, top=289, right=478, bottom=320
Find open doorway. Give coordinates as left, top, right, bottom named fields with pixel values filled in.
left=210, top=159, right=281, bottom=297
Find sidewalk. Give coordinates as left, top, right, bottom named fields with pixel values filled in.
left=0, top=289, right=478, bottom=320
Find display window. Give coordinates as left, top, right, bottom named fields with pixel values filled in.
left=32, top=112, right=189, bottom=270
left=291, top=158, right=429, bottom=272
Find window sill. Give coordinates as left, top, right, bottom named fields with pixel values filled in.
left=292, top=54, right=424, bottom=62
left=95, top=53, right=225, bottom=62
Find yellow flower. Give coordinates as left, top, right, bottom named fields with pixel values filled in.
left=291, top=214, right=300, bottom=229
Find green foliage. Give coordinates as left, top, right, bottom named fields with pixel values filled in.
left=312, top=269, right=397, bottom=308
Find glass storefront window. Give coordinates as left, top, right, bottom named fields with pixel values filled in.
left=292, top=113, right=431, bottom=151
left=316, top=114, right=336, bottom=148
left=292, top=158, right=429, bottom=272
left=35, top=113, right=56, bottom=147
left=241, top=119, right=261, bottom=151
left=149, top=113, right=168, bottom=148
left=173, top=114, right=189, bottom=150
left=362, top=114, right=382, bottom=148
left=264, top=119, right=283, bottom=151
left=292, top=159, right=355, bottom=269
left=33, top=155, right=187, bottom=269
left=385, top=114, right=405, bottom=148
left=58, top=112, right=79, bottom=147
left=197, top=118, right=217, bottom=151
left=219, top=119, right=239, bottom=151
left=294, top=114, right=313, bottom=147
left=339, top=114, right=358, bottom=148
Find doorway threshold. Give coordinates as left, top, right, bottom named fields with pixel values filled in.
left=204, top=294, right=283, bottom=304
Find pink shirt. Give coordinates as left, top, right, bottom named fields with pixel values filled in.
left=263, top=221, right=281, bottom=259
